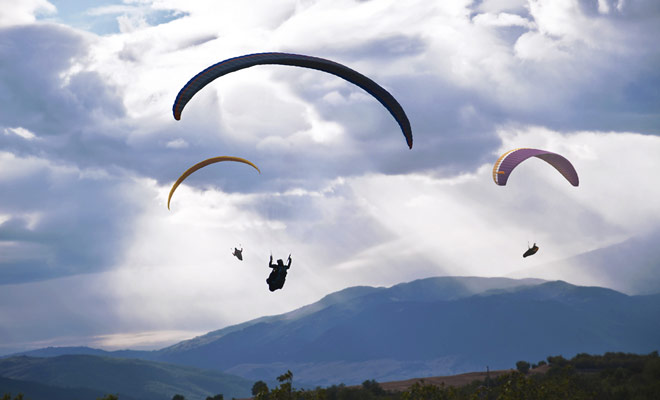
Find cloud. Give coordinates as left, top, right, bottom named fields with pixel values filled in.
left=0, top=24, right=126, bottom=146
left=3, top=127, right=37, bottom=140
left=0, top=0, right=55, bottom=27
left=1, top=0, right=660, bottom=352
left=473, top=12, right=534, bottom=28
left=165, top=138, right=189, bottom=149
left=0, top=151, right=152, bottom=284
left=5, top=124, right=660, bottom=352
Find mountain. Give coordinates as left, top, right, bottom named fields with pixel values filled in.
left=160, top=276, right=546, bottom=356
left=2, top=346, right=154, bottom=361
left=150, top=277, right=660, bottom=386
left=509, top=231, right=660, bottom=295
left=8, top=277, right=543, bottom=360
left=0, top=354, right=252, bottom=400
left=0, top=375, right=110, bottom=400
left=5, top=276, right=658, bottom=388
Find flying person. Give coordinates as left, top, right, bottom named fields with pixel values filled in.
left=232, top=246, right=243, bottom=261
left=267, top=254, right=292, bottom=292
left=523, top=243, right=539, bottom=258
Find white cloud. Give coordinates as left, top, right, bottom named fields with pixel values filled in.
left=0, top=0, right=55, bottom=27
left=165, top=138, right=188, bottom=149
left=477, top=0, right=528, bottom=13
left=472, top=12, right=534, bottom=28
left=3, top=127, right=37, bottom=140
left=598, top=0, right=611, bottom=14
left=514, top=31, right=569, bottom=61
left=117, top=13, right=149, bottom=33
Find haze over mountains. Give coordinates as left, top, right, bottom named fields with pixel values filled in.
left=5, top=276, right=659, bottom=391
left=509, top=231, right=660, bottom=295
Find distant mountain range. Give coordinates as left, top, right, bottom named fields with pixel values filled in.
left=3, top=276, right=660, bottom=390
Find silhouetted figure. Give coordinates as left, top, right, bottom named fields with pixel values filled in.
left=267, top=254, right=291, bottom=291
left=523, top=243, right=539, bottom=258
left=232, top=246, right=243, bottom=261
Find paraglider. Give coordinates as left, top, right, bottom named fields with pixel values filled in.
left=173, top=52, right=413, bottom=149
left=232, top=246, right=243, bottom=261
left=523, top=243, right=539, bottom=258
left=267, top=254, right=291, bottom=292
left=492, top=148, right=579, bottom=186
left=167, top=156, right=260, bottom=210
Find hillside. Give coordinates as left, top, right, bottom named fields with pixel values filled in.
left=0, top=354, right=252, bottom=400
left=0, top=376, right=111, bottom=400
left=156, top=278, right=660, bottom=385
left=5, top=276, right=659, bottom=387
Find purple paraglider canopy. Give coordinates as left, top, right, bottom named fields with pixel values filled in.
left=492, top=148, right=579, bottom=186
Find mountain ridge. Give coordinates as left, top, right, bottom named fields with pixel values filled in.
left=0, top=354, right=252, bottom=400
left=4, top=276, right=658, bottom=386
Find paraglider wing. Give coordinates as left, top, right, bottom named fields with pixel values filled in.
left=167, top=156, right=260, bottom=210
left=492, top=148, right=579, bottom=186
left=173, top=52, right=413, bottom=149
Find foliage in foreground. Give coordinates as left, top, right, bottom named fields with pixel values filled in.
left=251, top=351, right=660, bottom=400
left=3, top=351, right=658, bottom=399
left=1, top=394, right=24, bottom=400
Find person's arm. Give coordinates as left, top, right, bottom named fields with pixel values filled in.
left=286, top=254, right=292, bottom=268
left=269, top=254, right=274, bottom=268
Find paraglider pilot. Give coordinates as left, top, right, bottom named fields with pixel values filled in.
left=232, top=246, right=243, bottom=261
left=523, top=243, right=539, bottom=258
left=267, top=254, right=291, bottom=291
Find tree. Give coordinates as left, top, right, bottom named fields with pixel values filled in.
left=205, top=395, right=223, bottom=400
left=547, top=355, right=568, bottom=367
left=2, top=395, right=24, bottom=400
left=277, top=370, right=293, bottom=384
left=97, top=395, right=118, bottom=400
left=362, top=379, right=386, bottom=395
left=402, top=381, right=450, bottom=400
left=275, top=370, right=293, bottom=399
left=172, top=395, right=186, bottom=400
left=516, top=360, right=531, bottom=374
left=252, top=380, right=269, bottom=396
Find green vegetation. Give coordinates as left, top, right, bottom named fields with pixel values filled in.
left=250, top=351, right=660, bottom=400
left=4, top=351, right=658, bottom=399
left=252, top=380, right=269, bottom=396
left=515, top=360, right=530, bottom=374
left=1, top=394, right=24, bottom=400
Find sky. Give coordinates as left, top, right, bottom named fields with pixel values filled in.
left=1, top=0, right=659, bottom=355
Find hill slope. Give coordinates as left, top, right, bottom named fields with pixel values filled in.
left=0, top=354, right=252, bottom=400
left=0, top=376, right=111, bottom=400
left=6, top=276, right=658, bottom=387
left=152, top=277, right=660, bottom=385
